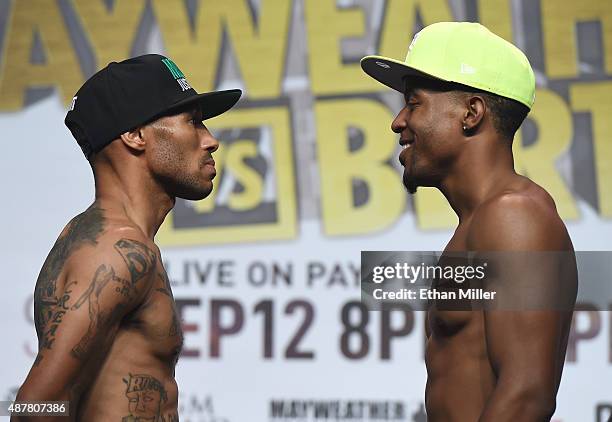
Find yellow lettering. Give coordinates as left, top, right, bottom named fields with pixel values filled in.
left=152, top=0, right=290, bottom=98
left=305, top=0, right=380, bottom=95
left=0, top=0, right=82, bottom=110
left=227, top=142, right=264, bottom=211
left=379, top=0, right=453, bottom=59
left=570, top=82, right=612, bottom=217
left=478, top=0, right=513, bottom=42
left=541, top=0, right=612, bottom=78
left=514, top=89, right=578, bottom=219
left=71, top=0, right=147, bottom=68
left=315, top=99, right=405, bottom=235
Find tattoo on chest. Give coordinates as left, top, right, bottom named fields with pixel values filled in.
left=121, top=373, right=178, bottom=422
left=115, top=239, right=158, bottom=285
left=34, top=205, right=105, bottom=350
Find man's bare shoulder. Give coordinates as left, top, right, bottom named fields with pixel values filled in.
left=58, top=205, right=160, bottom=291
left=467, top=179, right=572, bottom=251
left=53, top=204, right=157, bottom=252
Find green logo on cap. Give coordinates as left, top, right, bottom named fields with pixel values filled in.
left=161, top=58, right=185, bottom=80
left=161, top=57, right=192, bottom=91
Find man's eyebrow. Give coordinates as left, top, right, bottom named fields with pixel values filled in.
left=404, top=88, right=419, bottom=99
left=190, top=107, right=203, bottom=119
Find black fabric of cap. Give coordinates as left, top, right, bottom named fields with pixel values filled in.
left=65, top=54, right=242, bottom=159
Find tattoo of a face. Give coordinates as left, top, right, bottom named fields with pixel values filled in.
left=160, top=413, right=179, bottom=422
left=122, top=373, right=168, bottom=422
left=115, top=239, right=157, bottom=285
left=34, top=205, right=105, bottom=349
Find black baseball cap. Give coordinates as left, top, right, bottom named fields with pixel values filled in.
left=65, top=54, right=242, bottom=159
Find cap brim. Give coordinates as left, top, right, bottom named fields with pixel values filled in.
left=166, top=88, right=242, bottom=120
left=361, top=55, right=446, bottom=93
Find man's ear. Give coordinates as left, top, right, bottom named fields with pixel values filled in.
left=462, top=95, right=486, bottom=134
left=119, top=127, right=146, bottom=152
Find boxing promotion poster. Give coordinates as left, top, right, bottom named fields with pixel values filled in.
left=0, top=1, right=611, bottom=421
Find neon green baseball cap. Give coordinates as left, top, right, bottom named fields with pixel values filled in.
left=361, top=22, right=536, bottom=109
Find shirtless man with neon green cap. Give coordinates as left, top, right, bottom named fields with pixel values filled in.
left=362, top=22, right=577, bottom=421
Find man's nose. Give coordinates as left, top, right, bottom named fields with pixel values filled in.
left=391, top=107, right=409, bottom=134
left=201, top=130, right=219, bottom=153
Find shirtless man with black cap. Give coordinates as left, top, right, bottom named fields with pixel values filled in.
left=362, top=23, right=577, bottom=421
left=13, top=54, right=241, bottom=421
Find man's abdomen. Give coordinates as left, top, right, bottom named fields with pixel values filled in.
left=76, top=330, right=179, bottom=421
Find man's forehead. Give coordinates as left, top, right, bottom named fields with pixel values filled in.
left=180, top=104, right=202, bottom=116
left=403, top=76, right=457, bottom=96
left=165, top=103, right=202, bottom=119
left=145, top=103, right=203, bottom=129
left=404, top=86, right=421, bottom=97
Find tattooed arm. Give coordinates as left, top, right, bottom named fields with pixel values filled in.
left=13, top=235, right=157, bottom=421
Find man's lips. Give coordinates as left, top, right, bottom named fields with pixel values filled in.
left=399, top=138, right=414, bottom=166
left=202, top=158, right=216, bottom=177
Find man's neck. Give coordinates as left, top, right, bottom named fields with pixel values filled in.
left=92, top=161, right=175, bottom=239
left=437, top=140, right=517, bottom=222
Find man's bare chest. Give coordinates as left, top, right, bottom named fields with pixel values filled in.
left=427, top=221, right=478, bottom=337
left=123, top=267, right=183, bottom=363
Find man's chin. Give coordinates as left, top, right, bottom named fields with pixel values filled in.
left=405, top=184, right=418, bottom=194
left=403, top=173, right=418, bottom=194
left=175, top=183, right=213, bottom=201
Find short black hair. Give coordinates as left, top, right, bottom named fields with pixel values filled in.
left=469, top=91, right=529, bottom=140
left=404, top=76, right=530, bottom=140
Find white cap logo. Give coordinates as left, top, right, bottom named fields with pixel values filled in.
left=69, top=96, right=77, bottom=111
left=460, top=63, right=476, bottom=74
left=408, top=30, right=422, bottom=52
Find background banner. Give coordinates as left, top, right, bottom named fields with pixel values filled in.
left=0, top=0, right=611, bottom=420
